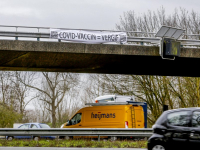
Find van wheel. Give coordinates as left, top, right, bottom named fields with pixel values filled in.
left=33, top=136, right=40, bottom=141
left=59, top=136, right=64, bottom=139
left=7, top=136, right=13, bottom=141
left=64, top=136, right=73, bottom=140
left=109, top=136, right=118, bottom=141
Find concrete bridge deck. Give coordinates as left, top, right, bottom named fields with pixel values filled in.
left=0, top=40, right=200, bottom=77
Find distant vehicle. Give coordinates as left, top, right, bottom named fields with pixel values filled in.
left=60, top=95, right=147, bottom=139
left=148, top=107, right=200, bottom=150
left=13, top=123, right=23, bottom=128
left=6, top=123, right=56, bottom=141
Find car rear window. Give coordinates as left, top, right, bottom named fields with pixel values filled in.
left=39, top=124, right=50, bottom=128
left=167, top=111, right=190, bottom=127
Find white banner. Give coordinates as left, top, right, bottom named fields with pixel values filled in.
left=50, top=29, right=127, bottom=44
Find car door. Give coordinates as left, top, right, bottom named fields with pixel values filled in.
left=14, top=124, right=31, bottom=139
left=166, top=110, right=191, bottom=150
left=30, top=123, right=44, bottom=139
left=188, top=110, right=200, bottom=148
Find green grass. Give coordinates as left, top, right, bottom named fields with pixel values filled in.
left=0, top=139, right=148, bottom=148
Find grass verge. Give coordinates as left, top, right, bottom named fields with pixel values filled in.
left=0, top=139, right=147, bottom=148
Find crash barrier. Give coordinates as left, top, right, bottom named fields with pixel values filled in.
left=0, top=128, right=153, bottom=141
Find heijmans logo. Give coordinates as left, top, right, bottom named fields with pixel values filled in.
left=91, top=112, right=116, bottom=120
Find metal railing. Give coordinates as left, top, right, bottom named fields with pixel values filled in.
left=0, top=128, right=153, bottom=141
left=0, top=25, right=160, bottom=44
left=0, top=25, right=199, bottom=46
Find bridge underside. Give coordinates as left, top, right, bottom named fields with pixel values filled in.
left=0, top=40, right=200, bottom=77
left=0, top=50, right=199, bottom=77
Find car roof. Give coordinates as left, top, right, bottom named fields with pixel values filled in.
left=164, top=107, right=200, bottom=113
left=154, top=107, right=200, bottom=125
left=22, top=123, right=47, bottom=125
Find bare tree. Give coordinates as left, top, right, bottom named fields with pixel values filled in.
left=116, top=7, right=200, bottom=40
left=89, top=74, right=200, bottom=126
left=33, top=95, right=51, bottom=123
left=108, top=7, right=200, bottom=126
left=79, top=74, right=112, bottom=105
left=0, top=71, right=13, bottom=105
left=0, top=71, right=23, bottom=127
left=19, top=72, right=80, bottom=127
left=11, top=71, right=36, bottom=118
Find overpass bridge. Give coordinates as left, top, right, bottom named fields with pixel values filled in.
left=0, top=25, right=200, bottom=77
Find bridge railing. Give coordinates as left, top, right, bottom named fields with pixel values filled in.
left=0, top=25, right=199, bottom=46
left=0, top=25, right=159, bottom=44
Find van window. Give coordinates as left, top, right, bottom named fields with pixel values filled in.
left=167, top=111, right=190, bottom=127
left=192, top=111, right=200, bottom=127
left=70, top=113, right=82, bottom=125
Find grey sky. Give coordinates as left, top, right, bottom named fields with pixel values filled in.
left=1, top=0, right=199, bottom=110
left=0, top=0, right=200, bottom=30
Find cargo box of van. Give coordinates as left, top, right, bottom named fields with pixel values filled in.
left=60, top=95, right=147, bottom=140
left=62, top=104, right=144, bottom=129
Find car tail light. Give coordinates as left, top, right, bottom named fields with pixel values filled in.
left=95, top=100, right=99, bottom=103
left=125, top=121, right=128, bottom=128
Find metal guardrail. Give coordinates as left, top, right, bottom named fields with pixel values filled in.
left=0, top=128, right=153, bottom=140
left=0, top=25, right=199, bottom=46
left=0, top=30, right=160, bottom=44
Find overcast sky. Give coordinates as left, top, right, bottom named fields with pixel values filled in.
left=1, top=0, right=200, bottom=31
left=1, top=0, right=199, bottom=110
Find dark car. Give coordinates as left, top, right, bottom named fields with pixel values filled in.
left=148, top=107, right=200, bottom=150
left=6, top=123, right=56, bottom=141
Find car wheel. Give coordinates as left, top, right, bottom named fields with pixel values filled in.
left=7, top=136, right=13, bottom=141
left=109, top=136, right=118, bottom=141
left=33, top=136, right=40, bottom=141
left=64, top=136, right=73, bottom=140
left=151, top=144, right=166, bottom=150
left=59, top=136, right=65, bottom=139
